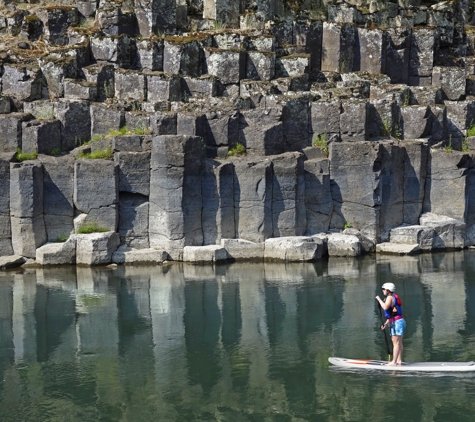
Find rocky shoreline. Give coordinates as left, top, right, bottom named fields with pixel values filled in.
left=2, top=0, right=475, bottom=267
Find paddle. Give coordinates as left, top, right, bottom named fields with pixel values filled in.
left=378, top=302, right=391, bottom=361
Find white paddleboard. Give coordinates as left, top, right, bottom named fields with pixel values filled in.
left=328, top=357, right=475, bottom=372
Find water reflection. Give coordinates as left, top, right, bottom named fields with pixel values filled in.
left=1, top=252, right=475, bottom=421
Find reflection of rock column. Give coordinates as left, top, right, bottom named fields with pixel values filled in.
left=0, top=275, right=14, bottom=372
left=421, top=271, right=466, bottom=350
left=12, top=274, right=37, bottom=364
left=150, top=265, right=187, bottom=393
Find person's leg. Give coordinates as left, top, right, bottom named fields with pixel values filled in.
left=393, top=336, right=403, bottom=364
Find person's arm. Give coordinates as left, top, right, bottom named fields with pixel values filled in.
left=375, top=295, right=393, bottom=310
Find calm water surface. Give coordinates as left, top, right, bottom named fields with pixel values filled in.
left=1, top=251, right=475, bottom=421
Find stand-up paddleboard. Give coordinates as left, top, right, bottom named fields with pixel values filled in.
left=329, top=357, right=475, bottom=372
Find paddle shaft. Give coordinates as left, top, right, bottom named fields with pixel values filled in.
left=378, top=303, right=391, bottom=360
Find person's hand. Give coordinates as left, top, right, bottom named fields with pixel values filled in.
left=375, top=295, right=380, bottom=301
left=380, top=324, right=386, bottom=330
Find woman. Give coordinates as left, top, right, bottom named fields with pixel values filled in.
left=375, top=282, right=406, bottom=366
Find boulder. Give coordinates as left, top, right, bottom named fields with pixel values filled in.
left=183, top=245, right=228, bottom=263
left=220, top=238, right=264, bottom=261
left=112, top=245, right=168, bottom=264
left=343, top=228, right=375, bottom=253
left=264, top=236, right=323, bottom=261
left=389, top=225, right=435, bottom=250
left=0, top=255, right=26, bottom=270
left=376, top=243, right=421, bottom=255
left=327, top=233, right=362, bottom=257
left=419, top=212, right=465, bottom=249
left=76, top=232, right=120, bottom=266
left=36, top=236, right=77, bottom=266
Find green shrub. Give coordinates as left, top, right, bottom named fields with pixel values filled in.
left=16, top=149, right=37, bottom=161
left=227, top=143, right=246, bottom=157
left=466, top=122, right=475, bottom=137
left=312, top=133, right=329, bottom=157
left=77, top=222, right=109, bottom=234
left=77, top=147, right=113, bottom=159
left=51, top=234, right=69, bottom=243
left=343, top=222, right=352, bottom=229
left=48, top=148, right=62, bottom=156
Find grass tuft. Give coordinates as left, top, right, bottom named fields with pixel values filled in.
left=312, top=133, right=329, bottom=157
left=227, top=143, right=246, bottom=157
left=77, top=222, right=109, bottom=234
left=77, top=147, right=113, bottom=159
left=16, top=149, right=37, bottom=161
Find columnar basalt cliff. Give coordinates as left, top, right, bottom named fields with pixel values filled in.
left=2, top=0, right=475, bottom=266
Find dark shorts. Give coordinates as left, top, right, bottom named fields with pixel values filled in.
left=390, top=318, right=406, bottom=336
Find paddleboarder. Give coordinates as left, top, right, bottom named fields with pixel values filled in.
left=375, top=283, right=406, bottom=366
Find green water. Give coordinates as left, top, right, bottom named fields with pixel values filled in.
left=1, top=251, right=475, bottom=421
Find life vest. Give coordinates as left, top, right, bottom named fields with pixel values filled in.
left=383, top=293, right=403, bottom=320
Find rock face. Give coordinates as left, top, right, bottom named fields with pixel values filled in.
left=2, top=0, right=475, bottom=264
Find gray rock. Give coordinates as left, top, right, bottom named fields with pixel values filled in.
left=151, top=111, right=178, bottom=135
left=270, top=152, right=306, bottom=237
left=232, top=157, right=273, bottom=243
left=0, top=154, right=14, bottom=256
left=54, top=100, right=91, bottom=150
left=64, top=79, right=98, bottom=101
left=90, top=103, right=124, bottom=137
left=246, top=51, right=276, bottom=81
left=36, top=235, right=76, bottom=266
left=146, top=72, right=183, bottom=102
left=90, top=35, right=137, bottom=68
left=1, top=64, right=43, bottom=101
left=419, top=212, right=466, bottom=249
left=321, top=22, right=356, bottom=73
left=163, top=39, right=202, bottom=77
left=220, top=238, right=264, bottom=261
left=118, top=193, right=149, bottom=249
left=275, top=54, right=310, bottom=78
left=340, top=100, right=367, bottom=141
left=310, top=100, right=340, bottom=137
left=445, top=100, right=475, bottom=140
left=37, top=6, right=78, bottom=45
left=0, top=97, right=11, bottom=114
left=409, top=27, right=435, bottom=78
left=432, top=66, right=466, bottom=101
left=83, top=63, right=115, bottom=102
left=0, top=255, right=26, bottom=270
left=355, top=28, right=385, bottom=74
left=76, top=231, right=120, bottom=266
left=115, top=69, right=147, bottom=101
left=343, top=228, right=375, bottom=253
left=0, top=113, right=34, bottom=153
left=135, top=0, right=176, bottom=35
left=203, top=0, right=240, bottom=27
left=115, top=152, right=150, bottom=196
left=203, top=48, right=246, bottom=84
left=202, top=160, right=235, bottom=245
left=183, top=245, right=228, bottom=263
left=327, top=233, right=362, bottom=257
left=39, top=55, right=77, bottom=99
left=137, top=39, right=164, bottom=71
left=182, top=75, right=217, bottom=98
left=149, top=135, right=203, bottom=258
left=22, top=120, right=61, bottom=155
left=112, top=245, right=167, bottom=264
left=401, top=106, right=431, bottom=139
left=40, top=155, right=75, bottom=242
left=264, top=236, right=323, bottom=261
left=376, top=242, right=421, bottom=255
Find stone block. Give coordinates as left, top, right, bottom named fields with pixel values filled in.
left=177, top=112, right=205, bottom=137
left=39, top=55, right=77, bottom=99
left=409, top=27, right=435, bottom=77
left=343, top=228, right=375, bottom=253
left=137, top=38, right=164, bottom=71
left=21, top=120, right=61, bottom=155
left=182, top=75, right=217, bottom=98
left=90, top=103, right=125, bottom=137
left=246, top=35, right=275, bottom=52
left=201, top=111, right=239, bottom=150
left=1, top=64, right=43, bottom=101
left=340, top=100, right=367, bottom=141
left=293, top=20, right=323, bottom=74
left=54, top=100, right=91, bottom=150
left=203, top=0, right=240, bottom=27
left=74, top=159, right=118, bottom=231
left=183, top=245, right=228, bottom=263
left=97, top=8, right=138, bottom=37
left=355, top=28, right=386, bottom=74
left=376, top=242, right=421, bottom=255
left=0, top=154, right=14, bottom=256
left=118, top=193, right=149, bottom=249
left=419, top=213, right=465, bottom=250
left=310, top=100, right=340, bottom=137
left=321, top=22, right=356, bottom=73
left=146, top=72, right=182, bottom=102
left=0, top=255, right=26, bottom=270
left=232, top=157, right=273, bottom=243
left=63, top=79, right=98, bottom=101
left=264, top=236, right=323, bottom=261
left=0, top=113, right=34, bottom=153
left=36, top=235, right=77, bottom=266
left=212, top=32, right=247, bottom=49
left=76, top=232, right=120, bottom=266
left=365, top=99, right=397, bottom=140
left=115, top=151, right=150, bottom=196
left=40, top=155, right=75, bottom=242
left=163, top=38, right=202, bottom=77
left=203, top=48, right=246, bottom=84
left=10, top=162, right=47, bottom=257
left=220, top=238, right=264, bottom=261
left=90, top=35, right=137, bottom=68
left=270, top=152, right=306, bottom=237
left=432, top=66, right=466, bottom=101
left=0, top=97, right=11, bottom=114
left=114, top=69, right=146, bottom=101
left=202, top=160, right=235, bottom=245
left=389, top=225, right=435, bottom=250
left=401, top=106, right=431, bottom=140
left=135, top=0, right=176, bottom=36
left=37, top=6, right=79, bottom=45
left=83, top=63, right=115, bottom=102
left=327, top=233, right=362, bottom=257
left=149, top=135, right=203, bottom=258
left=77, top=0, right=97, bottom=17
left=246, top=51, right=275, bottom=81
left=112, top=245, right=167, bottom=264
left=428, top=106, right=447, bottom=145
left=304, top=158, right=332, bottom=235
left=239, top=107, right=283, bottom=155
left=445, top=100, right=475, bottom=139
left=275, top=54, right=310, bottom=78
left=151, top=111, right=177, bottom=135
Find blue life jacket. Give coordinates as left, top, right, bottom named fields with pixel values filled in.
left=383, top=293, right=403, bottom=320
